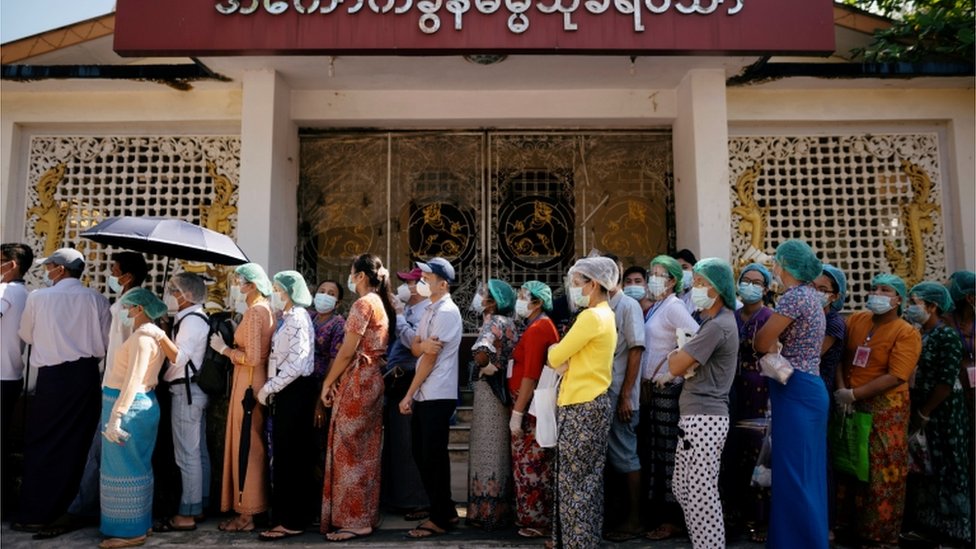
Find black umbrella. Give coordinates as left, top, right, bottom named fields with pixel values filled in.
left=80, top=216, right=249, bottom=265
left=238, top=368, right=258, bottom=504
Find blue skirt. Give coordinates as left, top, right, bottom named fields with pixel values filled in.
left=100, top=387, right=159, bottom=538
left=768, top=371, right=829, bottom=549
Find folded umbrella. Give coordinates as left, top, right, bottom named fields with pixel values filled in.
left=80, top=216, right=248, bottom=265
left=238, top=368, right=258, bottom=504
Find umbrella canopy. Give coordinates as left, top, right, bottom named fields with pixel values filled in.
left=80, top=216, right=248, bottom=265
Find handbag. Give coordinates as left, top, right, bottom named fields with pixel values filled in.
left=828, top=408, right=872, bottom=482
left=907, top=429, right=933, bottom=475
left=529, top=366, right=562, bottom=448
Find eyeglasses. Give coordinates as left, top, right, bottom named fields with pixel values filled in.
left=739, top=279, right=765, bottom=288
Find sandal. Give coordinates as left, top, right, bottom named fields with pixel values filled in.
left=326, top=528, right=372, bottom=542
left=218, top=517, right=255, bottom=532
left=518, top=527, right=550, bottom=538
left=153, top=517, right=197, bottom=532
left=646, top=523, right=685, bottom=541
left=98, top=535, right=147, bottom=549
left=258, top=526, right=303, bottom=541
left=407, top=521, right=446, bottom=539
left=403, top=509, right=430, bottom=521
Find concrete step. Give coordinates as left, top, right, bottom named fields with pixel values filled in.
left=449, top=444, right=469, bottom=463
left=449, top=424, right=470, bottom=445
left=455, top=405, right=473, bottom=424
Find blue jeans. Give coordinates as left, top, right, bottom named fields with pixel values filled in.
left=170, top=382, right=210, bottom=516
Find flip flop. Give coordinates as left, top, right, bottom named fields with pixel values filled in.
left=258, top=526, right=303, bottom=541
left=325, top=529, right=371, bottom=542
left=98, top=535, right=147, bottom=549
left=518, top=527, right=549, bottom=538
left=153, top=518, right=197, bottom=532
left=407, top=521, right=447, bottom=539
left=218, top=518, right=255, bottom=532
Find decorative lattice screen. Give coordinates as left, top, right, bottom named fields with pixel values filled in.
left=729, top=133, right=948, bottom=311
left=23, top=135, right=241, bottom=295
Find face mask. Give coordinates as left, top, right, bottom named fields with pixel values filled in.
left=270, top=292, right=286, bottom=312
left=738, top=282, right=763, bottom=305
left=470, top=293, right=484, bottom=314
left=819, top=292, right=832, bottom=309
left=120, top=309, right=136, bottom=329
left=570, top=285, right=590, bottom=308
left=416, top=279, right=432, bottom=298
left=107, top=275, right=124, bottom=294
left=681, top=271, right=693, bottom=291
left=648, top=275, right=668, bottom=298
left=164, top=293, right=180, bottom=314
left=42, top=269, right=54, bottom=287
left=396, top=283, right=412, bottom=303
left=623, top=285, right=646, bottom=301
left=691, top=286, right=716, bottom=311
left=866, top=294, right=894, bottom=315
left=347, top=274, right=358, bottom=294
left=905, top=304, right=930, bottom=325
left=515, top=299, right=531, bottom=318
left=314, top=293, right=337, bottom=313
left=229, top=284, right=242, bottom=304
left=235, top=299, right=248, bottom=315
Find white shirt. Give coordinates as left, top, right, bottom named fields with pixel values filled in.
left=103, top=288, right=136, bottom=385
left=264, top=306, right=315, bottom=394
left=19, top=278, right=111, bottom=368
left=641, top=294, right=700, bottom=380
left=163, top=304, right=209, bottom=383
left=414, top=295, right=462, bottom=402
left=0, top=281, right=30, bottom=380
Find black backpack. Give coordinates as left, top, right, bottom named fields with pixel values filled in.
left=176, top=311, right=235, bottom=400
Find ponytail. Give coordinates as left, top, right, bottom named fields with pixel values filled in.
left=353, top=254, right=398, bottom=343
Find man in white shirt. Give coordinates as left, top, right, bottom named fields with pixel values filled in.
left=154, top=273, right=211, bottom=531
left=14, top=248, right=110, bottom=531
left=398, top=257, right=462, bottom=538
left=0, top=243, right=33, bottom=515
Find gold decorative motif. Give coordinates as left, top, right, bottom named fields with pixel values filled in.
left=27, top=163, right=69, bottom=257
left=505, top=201, right=560, bottom=258
left=884, top=160, right=941, bottom=287
left=201, top=160, right=237, bottom=235
left=731, top=162, right=774, bottom=274
left=601, top=199, right=651, bottom=257
left=180, top=261, right=232, bottom=313
left=414, top=202, right=470, bottom=259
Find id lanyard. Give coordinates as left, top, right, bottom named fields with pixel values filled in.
left=644, top=298, right=666, bottom=323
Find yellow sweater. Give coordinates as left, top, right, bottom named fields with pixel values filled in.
left=547, top=302, right=617, bottom=406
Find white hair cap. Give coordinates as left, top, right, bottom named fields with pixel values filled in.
left=171, top=272, right=207, bottom=304
left=568, top=256, right=619, bottom=292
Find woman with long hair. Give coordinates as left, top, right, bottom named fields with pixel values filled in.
left=319, top=254, right=396, bottom=541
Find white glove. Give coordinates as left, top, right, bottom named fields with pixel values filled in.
left=654, top=371, right=675, bottom=388
left=142, top=323, right=165, bottom=342
left=209, top=333, right=229, bottom=355
left=481, top=363, right=499, bottom=377
left=103, top=416, right=130, bottom=444
left=509, top=411, right=524, bottom=436
left=834, top=388, right=855, bottom=415
left=257, top=386, right=272, bottom=406
left=683, top=365, right=698, bottom=381
left=553, top=363, right=569, bottom=376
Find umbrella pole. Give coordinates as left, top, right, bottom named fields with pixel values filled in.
left=160, top=256, right=172, bottom=296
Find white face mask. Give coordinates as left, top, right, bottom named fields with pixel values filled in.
left=43, top=266, right=60, bottom=287
left=270, top=291, right=287, bottom=312
left=314, top=293, right=337, bottom=313
left=648, top=275, right=669, bottom=298
left=867, top=294, right=894, bottom=315
left=229, top=284, right=242, bottom=304
left=515, top=298, right=531, bottom=318
left=396, top=283, right=412, bottom=303
left=570, top=285, right=590, bottom=308
left=690, top=286, right=716, bottom=311
left=107, top=275, right=124, bottom=294
left=164, top=293, right=180, bottom=314
left=416, top=279, right=432, bottom=298
left=470, top=293, right=484, bottom=314
left=681, top=270, right=694, bottom=291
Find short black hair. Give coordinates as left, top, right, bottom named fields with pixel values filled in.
left=673, top=249, right=698, bottom=266
left=622, top=265, right=647, bottom=281
left=111, top=252, right=149, bottom=286
left=1, top=243, right=34, bottom=278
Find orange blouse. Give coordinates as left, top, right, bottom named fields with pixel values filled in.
left=842, top=311, right=922, bottom=395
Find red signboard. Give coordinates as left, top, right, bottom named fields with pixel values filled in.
left=114, top=0, right=835, bottom=56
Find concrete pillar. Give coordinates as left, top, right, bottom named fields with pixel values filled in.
left=237, top=69, right=298, bottom=273
left=672, top=69, right=732, bottom=261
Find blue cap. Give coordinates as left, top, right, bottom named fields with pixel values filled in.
left=417, top=257, right=456, bottom=283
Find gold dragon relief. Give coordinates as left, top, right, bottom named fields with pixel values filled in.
left=27, top=163, right=69, bottom=257
left=731, top=162, right=774, bottom=276
left=884, top=160, right=941, bottom=287
left=191, top=160, right=240, bottom=311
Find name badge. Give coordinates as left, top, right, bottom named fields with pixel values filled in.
left=506, top=359, right=514, bottom=379
left=853, top=345, right=871, bottom=368
left=966, top=363, right=976, bottom=389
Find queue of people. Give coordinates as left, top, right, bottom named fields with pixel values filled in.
left=0, top=239, right=973, bottom=549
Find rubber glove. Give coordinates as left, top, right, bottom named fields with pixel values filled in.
left=257, top=385, right=272, bottom=406
left=481, top=363, right=499, bottom=377
left=654, top=371, right=675, bottom=388
left=209, top=333, right=229, bottom=355
left=103, top=416, right=130, bottom=444
left=509, top=411, right=524, bottom=436
left=834, top=388, right=855, bottom=415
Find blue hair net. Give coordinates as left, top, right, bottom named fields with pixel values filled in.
left=487, top=279, right=516, bottom=316
left=522, top=280, right=553, bottom=312
left=739, top=263, right=771, bottom=287
left=235, top=263, right=272, bottom=296
left=775, top=239, right=823, bottom=283
left=948, top=270, right=975, bottom=304
left=273, top=271, right=313, bottom=308
left=821, top=264, right=847, bottom=312
left=120, top=288, right=168, bottom=320
left=910, top=281, right=954, bottom=314
left=694, top=258, right=736, bottom=310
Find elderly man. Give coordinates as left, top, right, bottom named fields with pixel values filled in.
left=1, top=243, right=33, bottom=515
left=398, top=257, right=462, bottom=539
left=14, top=248, right=110, bottom=532
left=154, top=273, right=211, bottom=531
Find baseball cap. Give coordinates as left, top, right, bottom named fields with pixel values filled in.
left=396, top=267, right=424, bottom=281
left=416, top=257, right=455, bottom=283
left=37, top=247, right=85, bottom=271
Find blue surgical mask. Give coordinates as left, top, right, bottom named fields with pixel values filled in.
left=905, top=304, right=930, bottom=325
left=737, top=282, right=763, bottom=305
left=570, top=286, right=590, bottom=308
left=107, top=275, right=124, bottom=294
left=314, top=293, right=337, bottom=313
left=866, top=294, right=894, bottom=315
left=819, top=292, right=832, bottom=309
left=681, top=271, right=693, bottom=291
left=691, top=286, right=716, bottom=310
left=120, top=309, right=135, bottom=329
left=623, top=285, right=646, bottom=301
left=347, top=274, right=358, bottom=294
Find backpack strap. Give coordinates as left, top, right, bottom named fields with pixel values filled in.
left=174, top=311, right=209, bottom=405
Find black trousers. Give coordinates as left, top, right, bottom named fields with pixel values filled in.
left=1, top=378, right=23, bottom=516
left=271, top=376, right=317, bottom=530
left=411, top=399, right=456, bottom=529
left=16, top=358, right=100, bottom=524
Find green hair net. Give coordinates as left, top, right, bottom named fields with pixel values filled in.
left=739, top=263, right=771, bottom=287
left=650, top=255, right=685, bottom=293
left=487, top=279, right=516, bottom=316
left=775, top=239, right=823, bottom=283
left=871, top=273, right=908, bottom=314
left=273, top=270, right=312, bottom=308
left=694, top=258, right=736, bottom=310
left=910, top=281, right=954, bottom=314
left=521, top=280, right=553, bottom=312
left=120, top=288, right=168, bottom=320
left=948, top=270, right=975, bottom=304
left=821, top=264, right=847, bottom=312
left=235, top=263, right=272, bottom=296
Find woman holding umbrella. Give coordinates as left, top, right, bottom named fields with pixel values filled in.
left=209, top=263, right=275, bottom=532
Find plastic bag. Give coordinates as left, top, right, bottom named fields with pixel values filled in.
left=759, top=342, right=794, bottom=385
left=529, top=366, right=563, bottom=448
left=907, top=429, right=933, bottom=475
left=751, top=423, right=772, bottom=488
left=828, top=408, right=872, bottom=482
